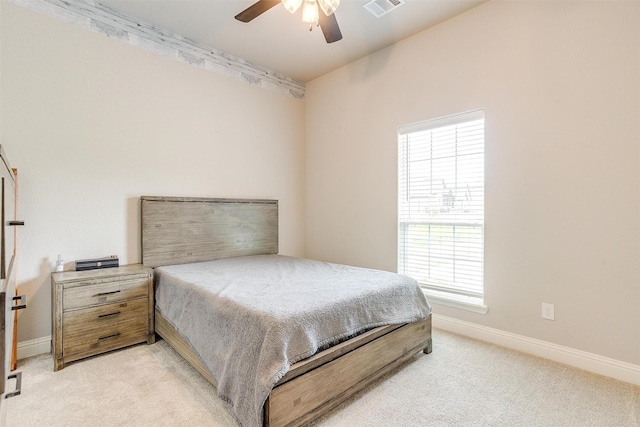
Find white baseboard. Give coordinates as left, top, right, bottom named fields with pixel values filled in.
left=17, top=336, right=51, bottom=361
left=432, top=314, right=640, bottom=387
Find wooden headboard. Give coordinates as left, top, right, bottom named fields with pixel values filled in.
left=140, top=196, right=278, bottom=268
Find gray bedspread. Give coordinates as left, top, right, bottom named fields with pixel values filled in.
left=154, top=255, right=431, bottom=427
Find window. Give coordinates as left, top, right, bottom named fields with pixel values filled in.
left=398, top=110, right=485, bottom=305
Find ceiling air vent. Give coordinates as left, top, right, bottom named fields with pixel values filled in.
left=363, top=0, right=405, bottom=18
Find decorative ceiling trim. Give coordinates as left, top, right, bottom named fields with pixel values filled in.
left=11, top=0, right=306, bottom=100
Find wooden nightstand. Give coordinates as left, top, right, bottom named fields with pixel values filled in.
left=51, top=264, right=154, bottom=371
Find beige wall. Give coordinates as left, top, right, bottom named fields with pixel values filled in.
left=2, top=3, right=306, bottom=342
left=3, top=0, right=640, bottom=368
left=305, top=1, right=640, bottom=364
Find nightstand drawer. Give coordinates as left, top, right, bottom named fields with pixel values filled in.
left=63, top=276, right=148, bottom=310
left=63, top=298, right=149, bottom=335
left=63, top=317, right=149, bottom=357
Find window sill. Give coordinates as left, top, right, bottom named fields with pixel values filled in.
left=422, top=289, right=488, bottom=314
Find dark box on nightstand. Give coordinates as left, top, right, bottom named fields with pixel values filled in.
left=75, top=256, right=119, bottom=271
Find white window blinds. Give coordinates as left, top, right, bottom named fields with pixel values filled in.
left=398, top=110, right=484, bottom=299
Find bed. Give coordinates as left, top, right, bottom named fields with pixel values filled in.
left=141, top=196, right=432, bottom=427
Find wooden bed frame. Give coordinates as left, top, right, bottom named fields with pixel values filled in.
left=141, top=196, right=432, bottom=427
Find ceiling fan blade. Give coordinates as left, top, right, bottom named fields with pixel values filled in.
left=235, top=0, right=281, bottom=23
left=318, top=12, right=343, bottom=43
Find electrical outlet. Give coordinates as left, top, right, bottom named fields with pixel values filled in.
left=542, top=303, right=555, bottom=320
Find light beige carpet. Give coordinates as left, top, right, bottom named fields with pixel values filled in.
left=7, top=329, right=640, bottom=426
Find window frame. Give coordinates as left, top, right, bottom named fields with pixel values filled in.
left=398, top=110, right=486, bottom=311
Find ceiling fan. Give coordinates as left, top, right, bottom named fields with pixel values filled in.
left=235, top=0, right=343, bottom=43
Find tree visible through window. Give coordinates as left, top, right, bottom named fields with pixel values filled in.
left=398, top=110, right=484, bottom=301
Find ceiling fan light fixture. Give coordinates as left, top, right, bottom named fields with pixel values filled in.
left=235, top=0, right=343, bottom=43
left=301, top=0, right=319, bottom=24
left=318, top=0, right=340, bottom=16
left=281, top=0, right=303, bottom=14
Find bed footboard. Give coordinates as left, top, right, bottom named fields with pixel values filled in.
left=263, top=317, right=431, bottom=427
left=155, top=310, right=431, bottom=427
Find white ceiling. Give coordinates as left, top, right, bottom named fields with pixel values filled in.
left=98, top=0, right=486, bottom=83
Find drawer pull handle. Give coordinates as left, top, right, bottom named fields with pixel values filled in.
left=98, top=333, right=121, bottom=341
left=8, top=220, right=25, bottom=226
left=96, top=290, right=121, bottom=297
left=98, top=311, right=121, bottom=319
left=12, top=294, right=27, bottom=311
left=6, top=372, right=22, bottom=399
